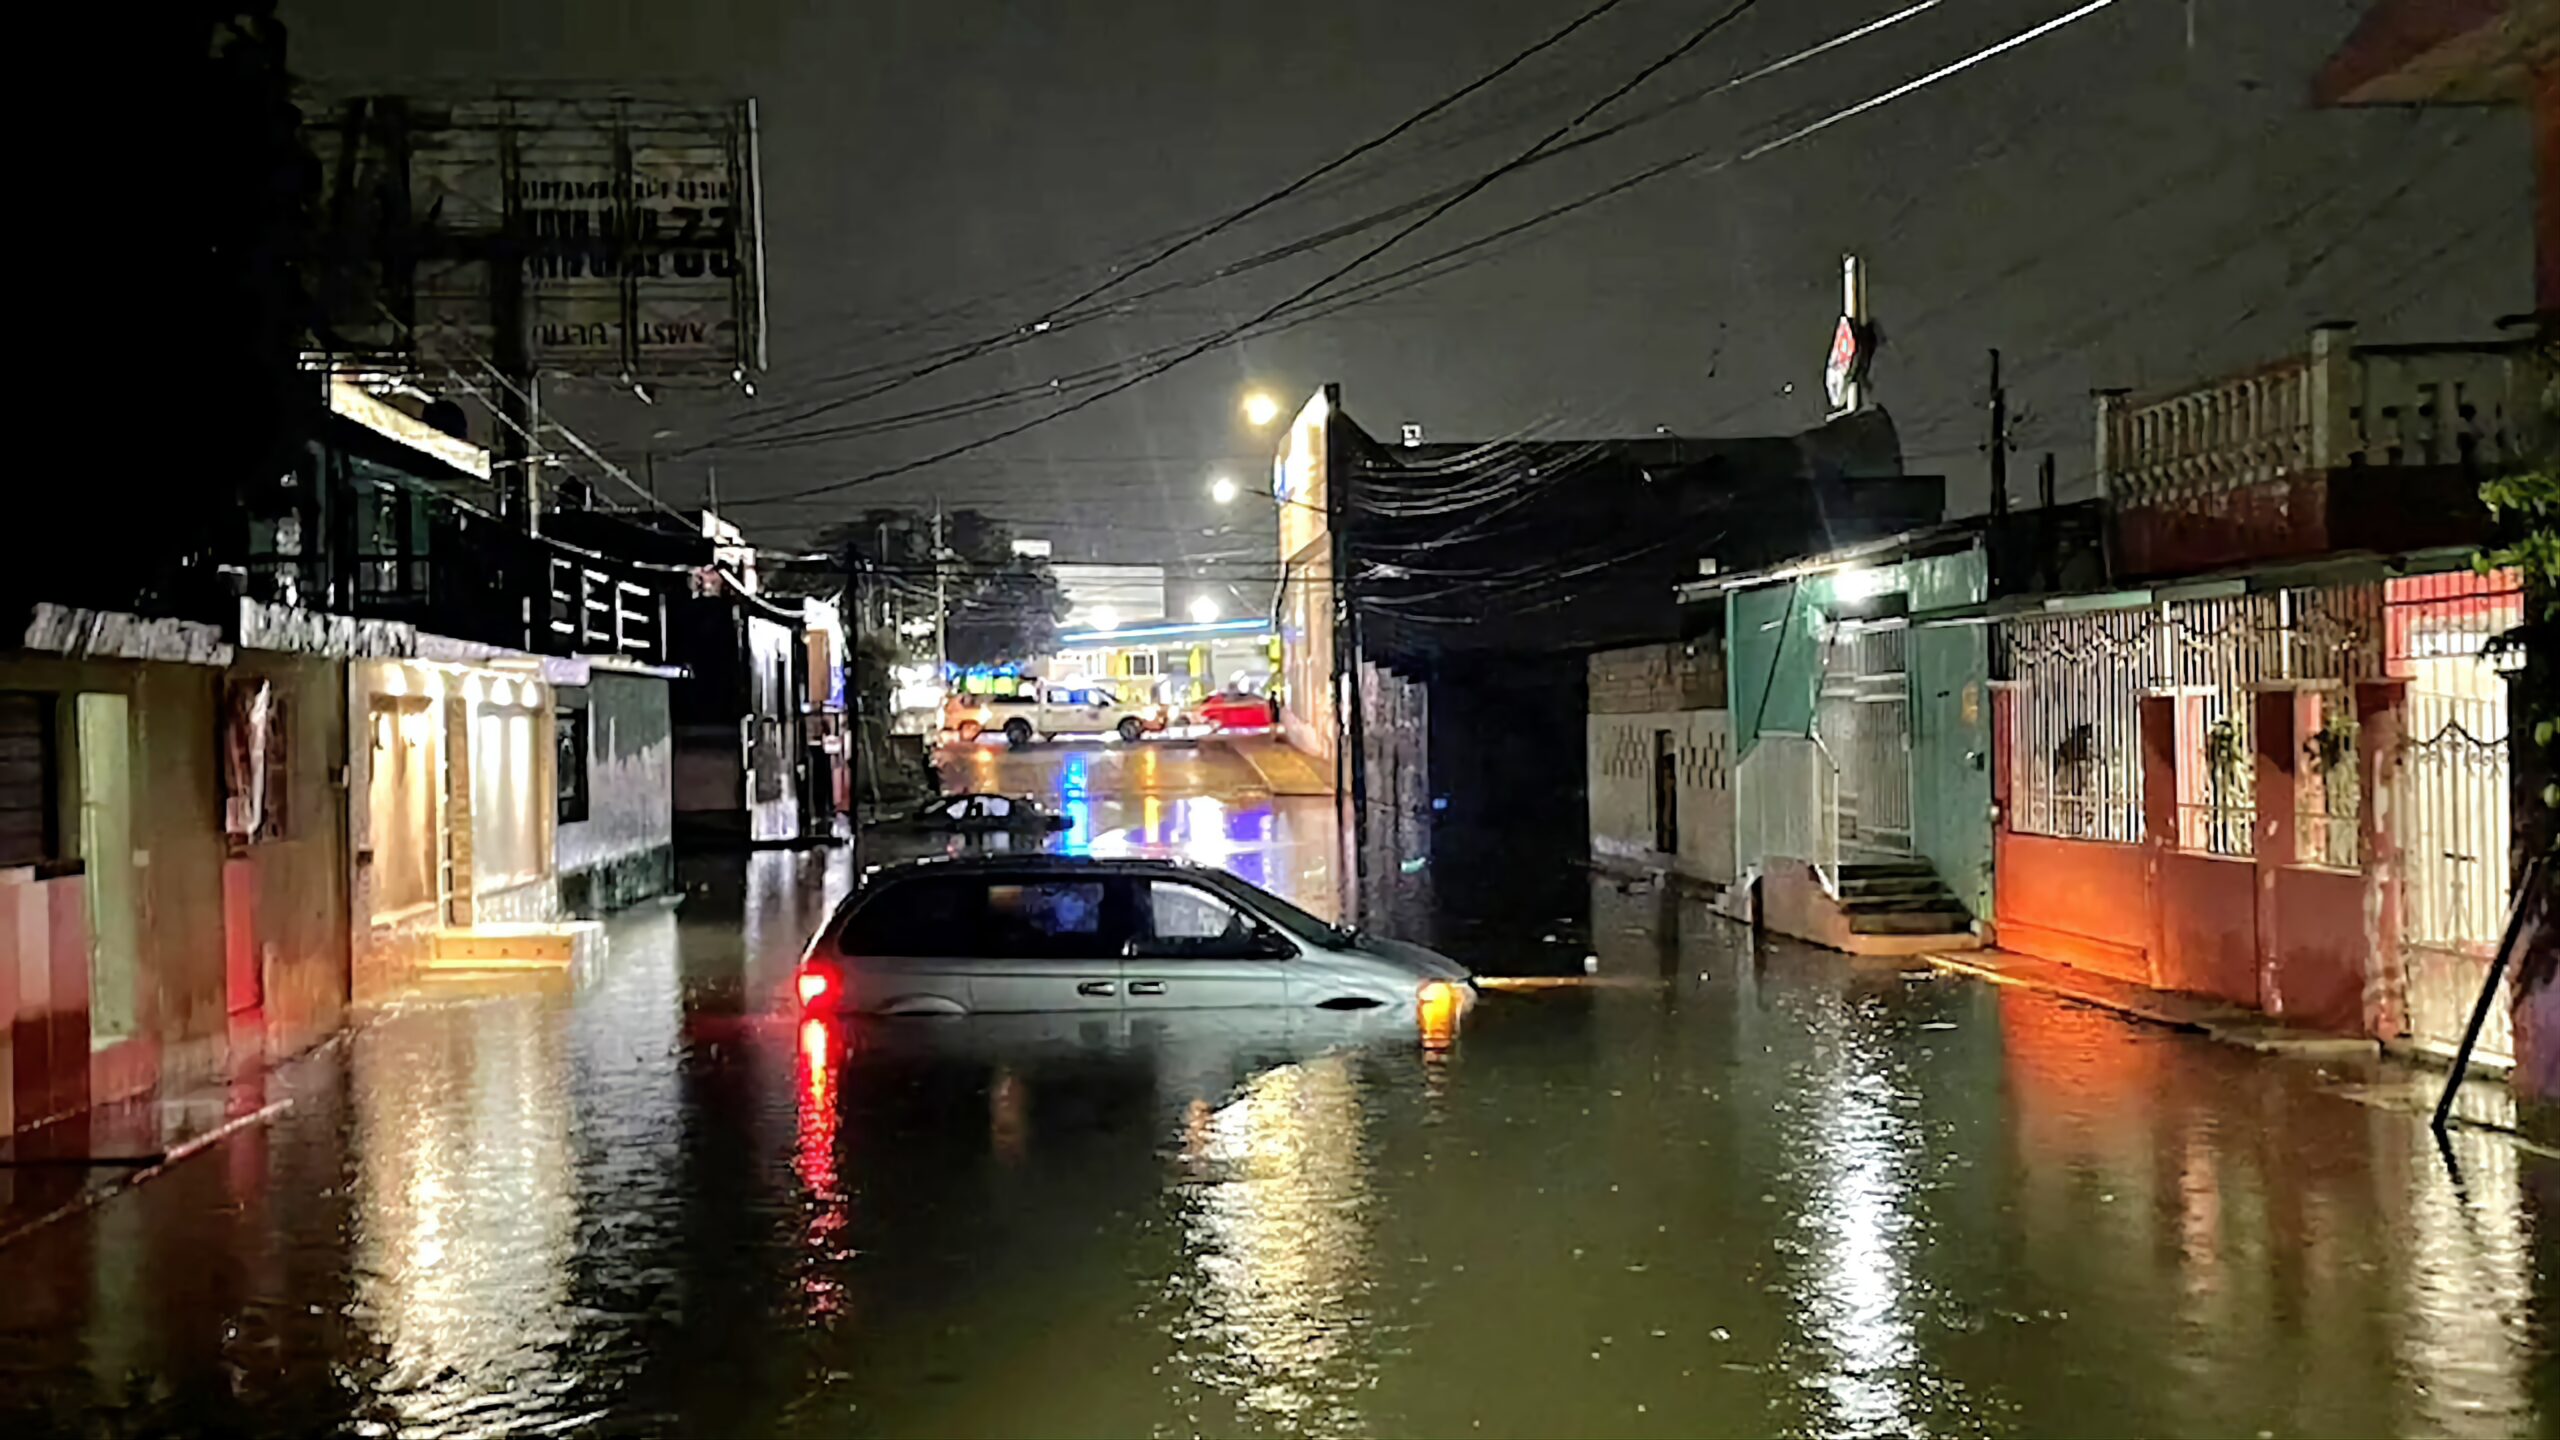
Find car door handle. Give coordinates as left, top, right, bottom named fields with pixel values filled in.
left=1077, top=980, right=1117, bottom=997
left=1127, top=980, right=1166, bottom=996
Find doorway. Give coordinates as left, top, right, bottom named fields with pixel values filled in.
left=1652, top=729, right=1679, bottom=857
left=76, top=693, right=139, bottom=1041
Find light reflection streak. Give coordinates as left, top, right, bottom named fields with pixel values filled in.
left=1789, top=1003, right=1929, bottom=1437
left=1180, top=795, right=1233, bottom=866
left=795, top=1016, right=851, bottom=1321
left=351, top=1000, right=578, bottom=1435
left=1173, top=1057, right=1376, bottom=1432
left=2398, top=1129, right=2531, bottom=1436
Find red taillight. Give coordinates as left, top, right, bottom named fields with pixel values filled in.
left=796, top=969, right=832, bottom=1007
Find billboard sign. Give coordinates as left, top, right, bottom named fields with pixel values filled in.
left=308, top=95, right=767, bottom=384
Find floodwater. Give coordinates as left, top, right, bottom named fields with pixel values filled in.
left=3, top=739, right=2554, bottom=1438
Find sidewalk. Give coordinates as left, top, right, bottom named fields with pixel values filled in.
left=0, top=1037, right=319, bottom=1248
left=1215, top=734, right=1336, bottom=797
left=1916, top=947, right=2382, bottom=1060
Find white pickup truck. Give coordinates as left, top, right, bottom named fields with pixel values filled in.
left=950, top=681, right=1167, bottom=745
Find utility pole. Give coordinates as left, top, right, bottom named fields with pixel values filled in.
left=848, top=549, right=867, bottom=862
left=932, top=499, right=949, bottom=683
left=1986, top=348, right=2011, bottom=518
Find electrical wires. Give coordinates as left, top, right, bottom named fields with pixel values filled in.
left=718, top=0, right=2132, bottom=518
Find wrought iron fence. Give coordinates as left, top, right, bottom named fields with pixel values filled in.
left=1996, top=583, right=2387, bottom=854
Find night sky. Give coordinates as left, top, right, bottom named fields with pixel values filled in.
left=283, top=0, right=2534, bottom=573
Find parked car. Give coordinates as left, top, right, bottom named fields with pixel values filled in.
left=793, top=855, right=1475, bottom=1024
left=1198, top=690, right=1278, bottom=731
left=949, top=682, right=1166, bottom=745
left=887, top=792, right=1073, bottom=835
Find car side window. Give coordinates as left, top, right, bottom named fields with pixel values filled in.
left=1140, top=881, right=1281, bottom=959
left=976, top=795, right=1013, bottom=819
left=842, top=875, right=979, bottom=955
left=981, top=880, right=1119, bottom=959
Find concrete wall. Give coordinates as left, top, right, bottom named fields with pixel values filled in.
left=556, top=669, right=674, bottom=915
left=1993, top=831, right=2154, bottom=985
left=0, top=657, right=227, bottom=1110
left=225, top=655, right=353, bottom=1061
left=1587, top=644, right=1736, bottom=887
left=1587, top=708, right=1736, bottom=885
left=1, top=871, right=89, bottom=1132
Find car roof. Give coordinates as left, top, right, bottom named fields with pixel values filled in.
left=859, top=852, right=1215, bottom=883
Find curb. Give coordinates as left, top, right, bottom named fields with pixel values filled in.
left=1215, top=738, right=1332, bottom=798
left=1919, top=951, right=2384, bottom=1060
left=0, top=1098, right=293, bottom=1250
left=1916, top=951, right=2212, bottom=1034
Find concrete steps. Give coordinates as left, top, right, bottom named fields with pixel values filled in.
left=427, top=922, right=603, bottom=973
left=1834, top=859, right=1973, bottom=938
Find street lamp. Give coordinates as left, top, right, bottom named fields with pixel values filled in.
left=1088, top=607, right=1120, bottom=632
left=1242, top=391, right=1282, bottom=428
left=1209, top=474, right=1240, bottom=505
left=1188, top=595, right=1221, bottom=624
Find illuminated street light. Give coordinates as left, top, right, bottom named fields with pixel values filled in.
left=1242, top=391, right=1282, bottom=428
left=1189, top=596, right=1221, bottom=624
left=1088, top=607, right=1120, bottom=632
left=1209, top=474, right=1240, bottom=505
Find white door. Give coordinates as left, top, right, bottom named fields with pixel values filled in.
left=1120, top=878, right=1292, bottom=1010
left=76, top=693, right=139, bottom=1041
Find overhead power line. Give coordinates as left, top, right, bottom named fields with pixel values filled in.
left=705, top=0, right=1645, bottom=451
left=735, top=0, right=1773, bottom=510
left=728, top=0, right=2124, bottom=519
left=711, top=0, right=1950, bottom=459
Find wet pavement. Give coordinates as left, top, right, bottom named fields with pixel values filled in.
left=4, top=738, right=2555, bottom=1438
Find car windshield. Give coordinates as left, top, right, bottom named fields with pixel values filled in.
left=1201, top=870, right=1351, bottom=947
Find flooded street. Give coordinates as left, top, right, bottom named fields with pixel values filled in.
left=4, top=741, right=2554, bottom=1438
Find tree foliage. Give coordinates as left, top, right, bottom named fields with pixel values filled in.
left=2480, top=465, right=2558, bottom=847
left=819, top=508, right=1068, bottom=669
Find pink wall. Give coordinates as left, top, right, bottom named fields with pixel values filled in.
left=2267, top=866, right=2368, bottom=1034
left=2154, top=853, right=2258, bottom=1007
left=1992, top=832, right=2155, bottom=986
left=2, top=872, right=91, bottom=1132
left=1991, top=681, right=2426, bottom=1041
left=2514, top=882, right=2556, bottom=1108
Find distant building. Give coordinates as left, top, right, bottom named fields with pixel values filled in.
left=1266, top=382, right=1942, bottom=932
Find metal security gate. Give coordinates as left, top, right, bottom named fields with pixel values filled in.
left=2388, top=571, right=2522, bottom=1065
left=1818, top=621, right=1912, bottom=856
left=2396, top=686, right=2514, bottom=1063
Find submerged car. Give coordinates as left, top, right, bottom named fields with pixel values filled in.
left=794, top=855, right=1473, bottom=1024
left=887, top=792, right=1073, bottom=835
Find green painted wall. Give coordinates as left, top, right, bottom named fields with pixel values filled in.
left=1727, top=580, right=1827, bottom=754
left=1905, top=549, right=1994, bottom=918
